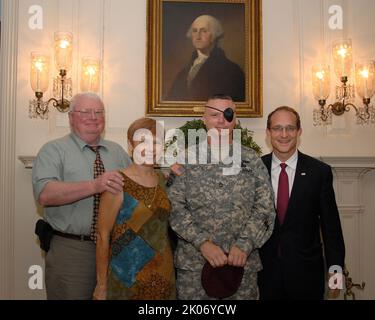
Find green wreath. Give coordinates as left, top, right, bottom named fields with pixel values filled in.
left=166, top=119, right=262, bottom=156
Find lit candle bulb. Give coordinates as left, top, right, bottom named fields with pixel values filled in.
left=315, top=70, right=325, bottom=99
left=360, top=69, right=369, bottom=98
left=81, top=57, right=100, bottom=92
left=34, top=60, right=44, bottom=92
left=59, top=40, right=69, bottom=69
left=54, top=32, right=73, bottom=72
left=338, top=46, right=347, bottom=78
left=86, top=66, right=96, bottom=91
left=60, top=40, right=70, bottom=49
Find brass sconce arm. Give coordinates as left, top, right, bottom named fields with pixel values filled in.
left=343, top=267, right=365, bottom=300
left=318, top=99, right=372, bottom=123
left=30, top=69, right=70, bottom=118
left=32, top=93, right=70, bottom=117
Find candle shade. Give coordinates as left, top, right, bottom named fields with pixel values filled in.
left=332, top=39, right=353, bottom=79
left=81, top=57, right=100, bottom=93
left=54, top=32, right=73, bottom=71
left=312, top=65, right=330, bottom=101
left=355, top=61, right=375, bottom=99
left=30, top=52, right=50, bottom=93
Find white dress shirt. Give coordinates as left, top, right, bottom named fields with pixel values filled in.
left=191, top=50, right=209, bottom=68
left=187, top=51, right=209, bottom=85
left=271, top=150, right=298, bottom=206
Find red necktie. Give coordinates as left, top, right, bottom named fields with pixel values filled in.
left=277, top=163, right=289, bottom=225
left=89, top=146, right=105, bottom=242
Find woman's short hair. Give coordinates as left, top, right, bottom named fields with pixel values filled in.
left=127, top=117, right=158, bottom=145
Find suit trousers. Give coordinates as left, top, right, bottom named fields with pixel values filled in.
left=45, top=235, right=96, bottom=300
left=259, top=258, right=323, bottom=300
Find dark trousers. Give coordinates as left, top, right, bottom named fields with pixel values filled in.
left=258, top=258, right=323, bottom=300
left=45, top=235, right=96, bottom=300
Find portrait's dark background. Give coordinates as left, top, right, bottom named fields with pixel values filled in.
left=162, top=2, right=246, bottom=100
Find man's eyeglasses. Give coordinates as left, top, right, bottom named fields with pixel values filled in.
left=71, top=109, right=105, bottom=119
left=270, top=125, right=298, bottom=134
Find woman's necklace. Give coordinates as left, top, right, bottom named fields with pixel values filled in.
left=145, top=183, right=158, bottom=209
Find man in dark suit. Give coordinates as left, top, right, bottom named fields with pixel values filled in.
left=166, top=15, right=245, bottom=102
left=258, top=106, right=345, bottom=300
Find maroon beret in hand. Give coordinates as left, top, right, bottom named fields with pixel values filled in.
left=201, top=262, right=244, bottom=299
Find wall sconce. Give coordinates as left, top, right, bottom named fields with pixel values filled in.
left=312, top=39, right=375, bottom=126
left=29, top=32, right=73, bottom=119
left=81, top=57, right=100, bottom=93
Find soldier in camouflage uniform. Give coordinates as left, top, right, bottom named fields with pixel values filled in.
left=168, top=95, right=276, bottom=300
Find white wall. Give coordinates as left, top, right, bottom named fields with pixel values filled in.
left=4, top=0, right=375, bottom=299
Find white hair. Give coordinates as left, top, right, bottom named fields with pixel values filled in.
left=186, top=15, right=224, bottom=42
left=69, top=92, right=104, bottom=112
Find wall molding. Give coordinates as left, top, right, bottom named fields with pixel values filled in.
left=0, top=0, right=19, bottom=300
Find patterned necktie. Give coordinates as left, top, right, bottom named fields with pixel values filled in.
left=89, top=146, right=105, bottom=242
left=277, top=163, right=289, bottom=225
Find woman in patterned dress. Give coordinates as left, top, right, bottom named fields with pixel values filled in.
left=93, top=118, right=176, bottom=300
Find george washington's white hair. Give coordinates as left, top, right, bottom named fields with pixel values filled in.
left=186, top=15, right=224, bottom=42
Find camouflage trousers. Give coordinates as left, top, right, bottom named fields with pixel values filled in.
left=176, top=268, right=259, bottom=300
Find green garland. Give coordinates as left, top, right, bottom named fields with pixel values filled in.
left=166, top=119, right=262, bottom=155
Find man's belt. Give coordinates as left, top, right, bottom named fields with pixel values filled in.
left=53, top=230, right=92, bottom=242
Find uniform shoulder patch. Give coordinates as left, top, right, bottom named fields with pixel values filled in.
left=171, top=163, right=185, bottom=176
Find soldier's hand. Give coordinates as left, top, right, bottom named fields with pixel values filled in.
left=94, top=171, right=125, bottom=194
left=200, top=241, right=227, bottom=268
left=228, top=245, right=247, bottom=267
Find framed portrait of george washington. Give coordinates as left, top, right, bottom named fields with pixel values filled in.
left=146, top=0, right=262, bottom=118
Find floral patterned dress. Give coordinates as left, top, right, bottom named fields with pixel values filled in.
left=107, top=173, right=176, bottom=300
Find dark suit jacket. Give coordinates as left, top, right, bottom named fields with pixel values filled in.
left=258, top=151, right=345, bottom=299
left=167, top=46, right=245, bottom=102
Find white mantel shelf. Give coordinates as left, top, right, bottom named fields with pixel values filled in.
left=320, top=157, right=375, bottom=169
left=18, top=156, right=36, bottom=169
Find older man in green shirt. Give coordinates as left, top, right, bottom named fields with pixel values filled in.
left=32, top=92, right=131, bottom=299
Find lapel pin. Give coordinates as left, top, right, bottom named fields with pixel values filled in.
left=301, top=172, right=306, bottom=176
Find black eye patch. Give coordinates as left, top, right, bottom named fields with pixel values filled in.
left=205, top=106, right=235, bottom=122
left=223, top=108, right=234, bottom=122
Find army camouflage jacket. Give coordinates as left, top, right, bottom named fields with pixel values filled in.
left=168, top=145, right=276, bottom=272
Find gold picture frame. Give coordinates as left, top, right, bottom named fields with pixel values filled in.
left=146, top=0, right=262, bottom=118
